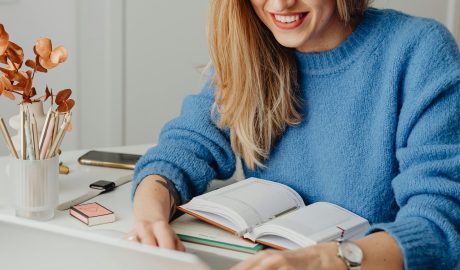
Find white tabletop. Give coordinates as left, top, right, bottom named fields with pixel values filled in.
left=0, top=144, right=251, bottom=269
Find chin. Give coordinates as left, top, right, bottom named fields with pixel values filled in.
left=272, top=34, right=308, bottom=50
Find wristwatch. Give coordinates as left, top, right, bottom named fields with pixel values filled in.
left=337, top=240, right=363, bottom=270
left=56, top=174, right=133, bottom=211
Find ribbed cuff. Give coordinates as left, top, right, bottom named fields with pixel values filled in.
left=131, top=160, right=191, bottom=204
left=367, top=218, right=448, bottom=270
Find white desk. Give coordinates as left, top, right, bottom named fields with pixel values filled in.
left=0, top=145, right=251, bottom=269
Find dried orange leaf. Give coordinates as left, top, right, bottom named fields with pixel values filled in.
left=39, top=57, right=57, bottom=69
left=24, top=85, right=36, bottom=98
left=0, top=66, right=28, bottom=82
left=0, top=55, right=7, bottom=64
left=55, top=89, right=72, bottom=104
left=0, top=76, right=12, bottom=90
left=12, top=81, right=26, bottom=91
left=66, top=99, right=75, bottom=110
left=0, top=24, right=9, bottom=55
left=2, top=90, right=15, bottom=100
left=0, top=66, right=15, bottom=79
left=56, top=104, right=66, bottom=112
left=24, top=77, right=32, bottom=92
left=34, top=55, right=47, bottom=73
left=0, top=67, right=26, bottom=82
left=50, top=45, right=68, bottom=64
left=43, top=85, right=50, bottom=100
left=25, top=59, right=35, bottom=68
left=6, top=59, right=21, bottom=73
left=57, top=99, right=75, bottom=112
left=35, top=38, right=52, bottom=58
left=16, top=71, right=28, bottom=82
left=8, top=41, right=22, bottom=52
left=8, top=41, right=23, bottom=60
left=6, top=49, right=22, bottom=67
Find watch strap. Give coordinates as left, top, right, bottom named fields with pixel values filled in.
left=114, top=174, right=133, bottom=187
left=56, top=174, right=133, bottom=211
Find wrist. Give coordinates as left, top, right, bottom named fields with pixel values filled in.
left=312, top=242, right=348, bottom=270
left=133, top=175, right=177, bottom=222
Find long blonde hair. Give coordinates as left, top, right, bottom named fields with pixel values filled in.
left=208, top=0, right=368, bottom=170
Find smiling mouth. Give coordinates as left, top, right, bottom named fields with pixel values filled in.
left=270, top=12, right=308, bottom=30
left=273, top=13, right=307, bottom=23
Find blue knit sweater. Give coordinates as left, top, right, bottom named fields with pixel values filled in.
left=133, top=8, right=460, bottom=270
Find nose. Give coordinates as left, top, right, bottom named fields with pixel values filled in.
left=269, top=0, right=296, bottom=12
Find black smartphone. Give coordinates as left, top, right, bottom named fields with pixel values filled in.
left=78, top=150, right=142, bottom=170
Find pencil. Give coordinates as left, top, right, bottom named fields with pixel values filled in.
left=0, top=117, right=19, bottom=159
left=38, top=107, right=53, bottom=152
left=52, top=113, right=71, bottom=158
left=47, top=113, right=71, bottom=159
left=20, top=105, right=26, bottom=160
left=24, top=109, right=34, bottom=160
left=31, top=114, right=39, bottom=160
left=52, top=112, right=60, bottom=148
left=40, top=113, right=55, bottom=160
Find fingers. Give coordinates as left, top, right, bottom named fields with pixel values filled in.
left=176, top=237, right=186, bottom=251
left=136, top=222, right=158, bottom=246
left=153, top=221, right=176, bottom=250
left=128, top=220, right=185, bottom=252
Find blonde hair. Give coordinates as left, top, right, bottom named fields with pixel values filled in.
left=208, top=0, right=368, bottom=170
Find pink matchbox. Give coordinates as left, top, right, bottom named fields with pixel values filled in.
left=70, top=202, right=115, bottom=226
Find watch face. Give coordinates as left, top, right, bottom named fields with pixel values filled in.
left=90, top=180, right=115, bottom=191
left=341, top=241, right=363, bottom=264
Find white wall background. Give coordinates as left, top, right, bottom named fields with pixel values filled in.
left=124, top=1, right=209, bottom=146
left=0, top=0, right=459, bottom=156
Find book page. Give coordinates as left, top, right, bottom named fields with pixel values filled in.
left=188, top=178, right=304, bottom=232
left=172, top=214, right=263, bottom=252
left=246, top=202, right=369, bottom=249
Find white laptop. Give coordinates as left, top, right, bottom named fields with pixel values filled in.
left=0, top=219, right=210, bottom=270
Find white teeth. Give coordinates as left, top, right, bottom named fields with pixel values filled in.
left=274, top=14, right=301, bottom=23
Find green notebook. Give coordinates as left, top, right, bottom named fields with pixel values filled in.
left=172, top=214, right=265, bottom=254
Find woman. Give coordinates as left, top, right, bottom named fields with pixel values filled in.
left=129, top=0, right=460, bottom=269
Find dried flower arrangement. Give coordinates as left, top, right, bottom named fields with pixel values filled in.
left=0, top=23, right=74, bottom=111
left=0, top=23, right=74, bottom=160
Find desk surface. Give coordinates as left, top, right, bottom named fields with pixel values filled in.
left=0, top=145, right=251, bottom=268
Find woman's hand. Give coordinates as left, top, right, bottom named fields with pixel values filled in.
left=125, top=218, right=185, bottom=251
left=231, top=242, right=346, bottom=270
left=127, top=174, right=185, bottom=251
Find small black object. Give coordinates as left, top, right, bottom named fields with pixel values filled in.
left=89, top=180, right=116, bottom=193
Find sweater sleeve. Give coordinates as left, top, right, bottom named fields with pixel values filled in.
left=131, top=79, right=236, bottom=204
left=368, top=21, right=460, bottom=269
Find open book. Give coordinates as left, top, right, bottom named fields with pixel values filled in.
left=177, top=178, right=370, bottom=250
left=172, top=214, right=264, bottom=254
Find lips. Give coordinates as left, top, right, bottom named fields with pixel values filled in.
left=270, top=12, right=308, bottom=30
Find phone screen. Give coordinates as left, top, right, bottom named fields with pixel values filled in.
left=78, top=150, right=142, bottom=169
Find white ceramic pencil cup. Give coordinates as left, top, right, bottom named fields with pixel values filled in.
left=12, top=156, right=59, bottom=220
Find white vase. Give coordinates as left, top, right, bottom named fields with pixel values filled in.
left=9, top=101, right=47, bottom=154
